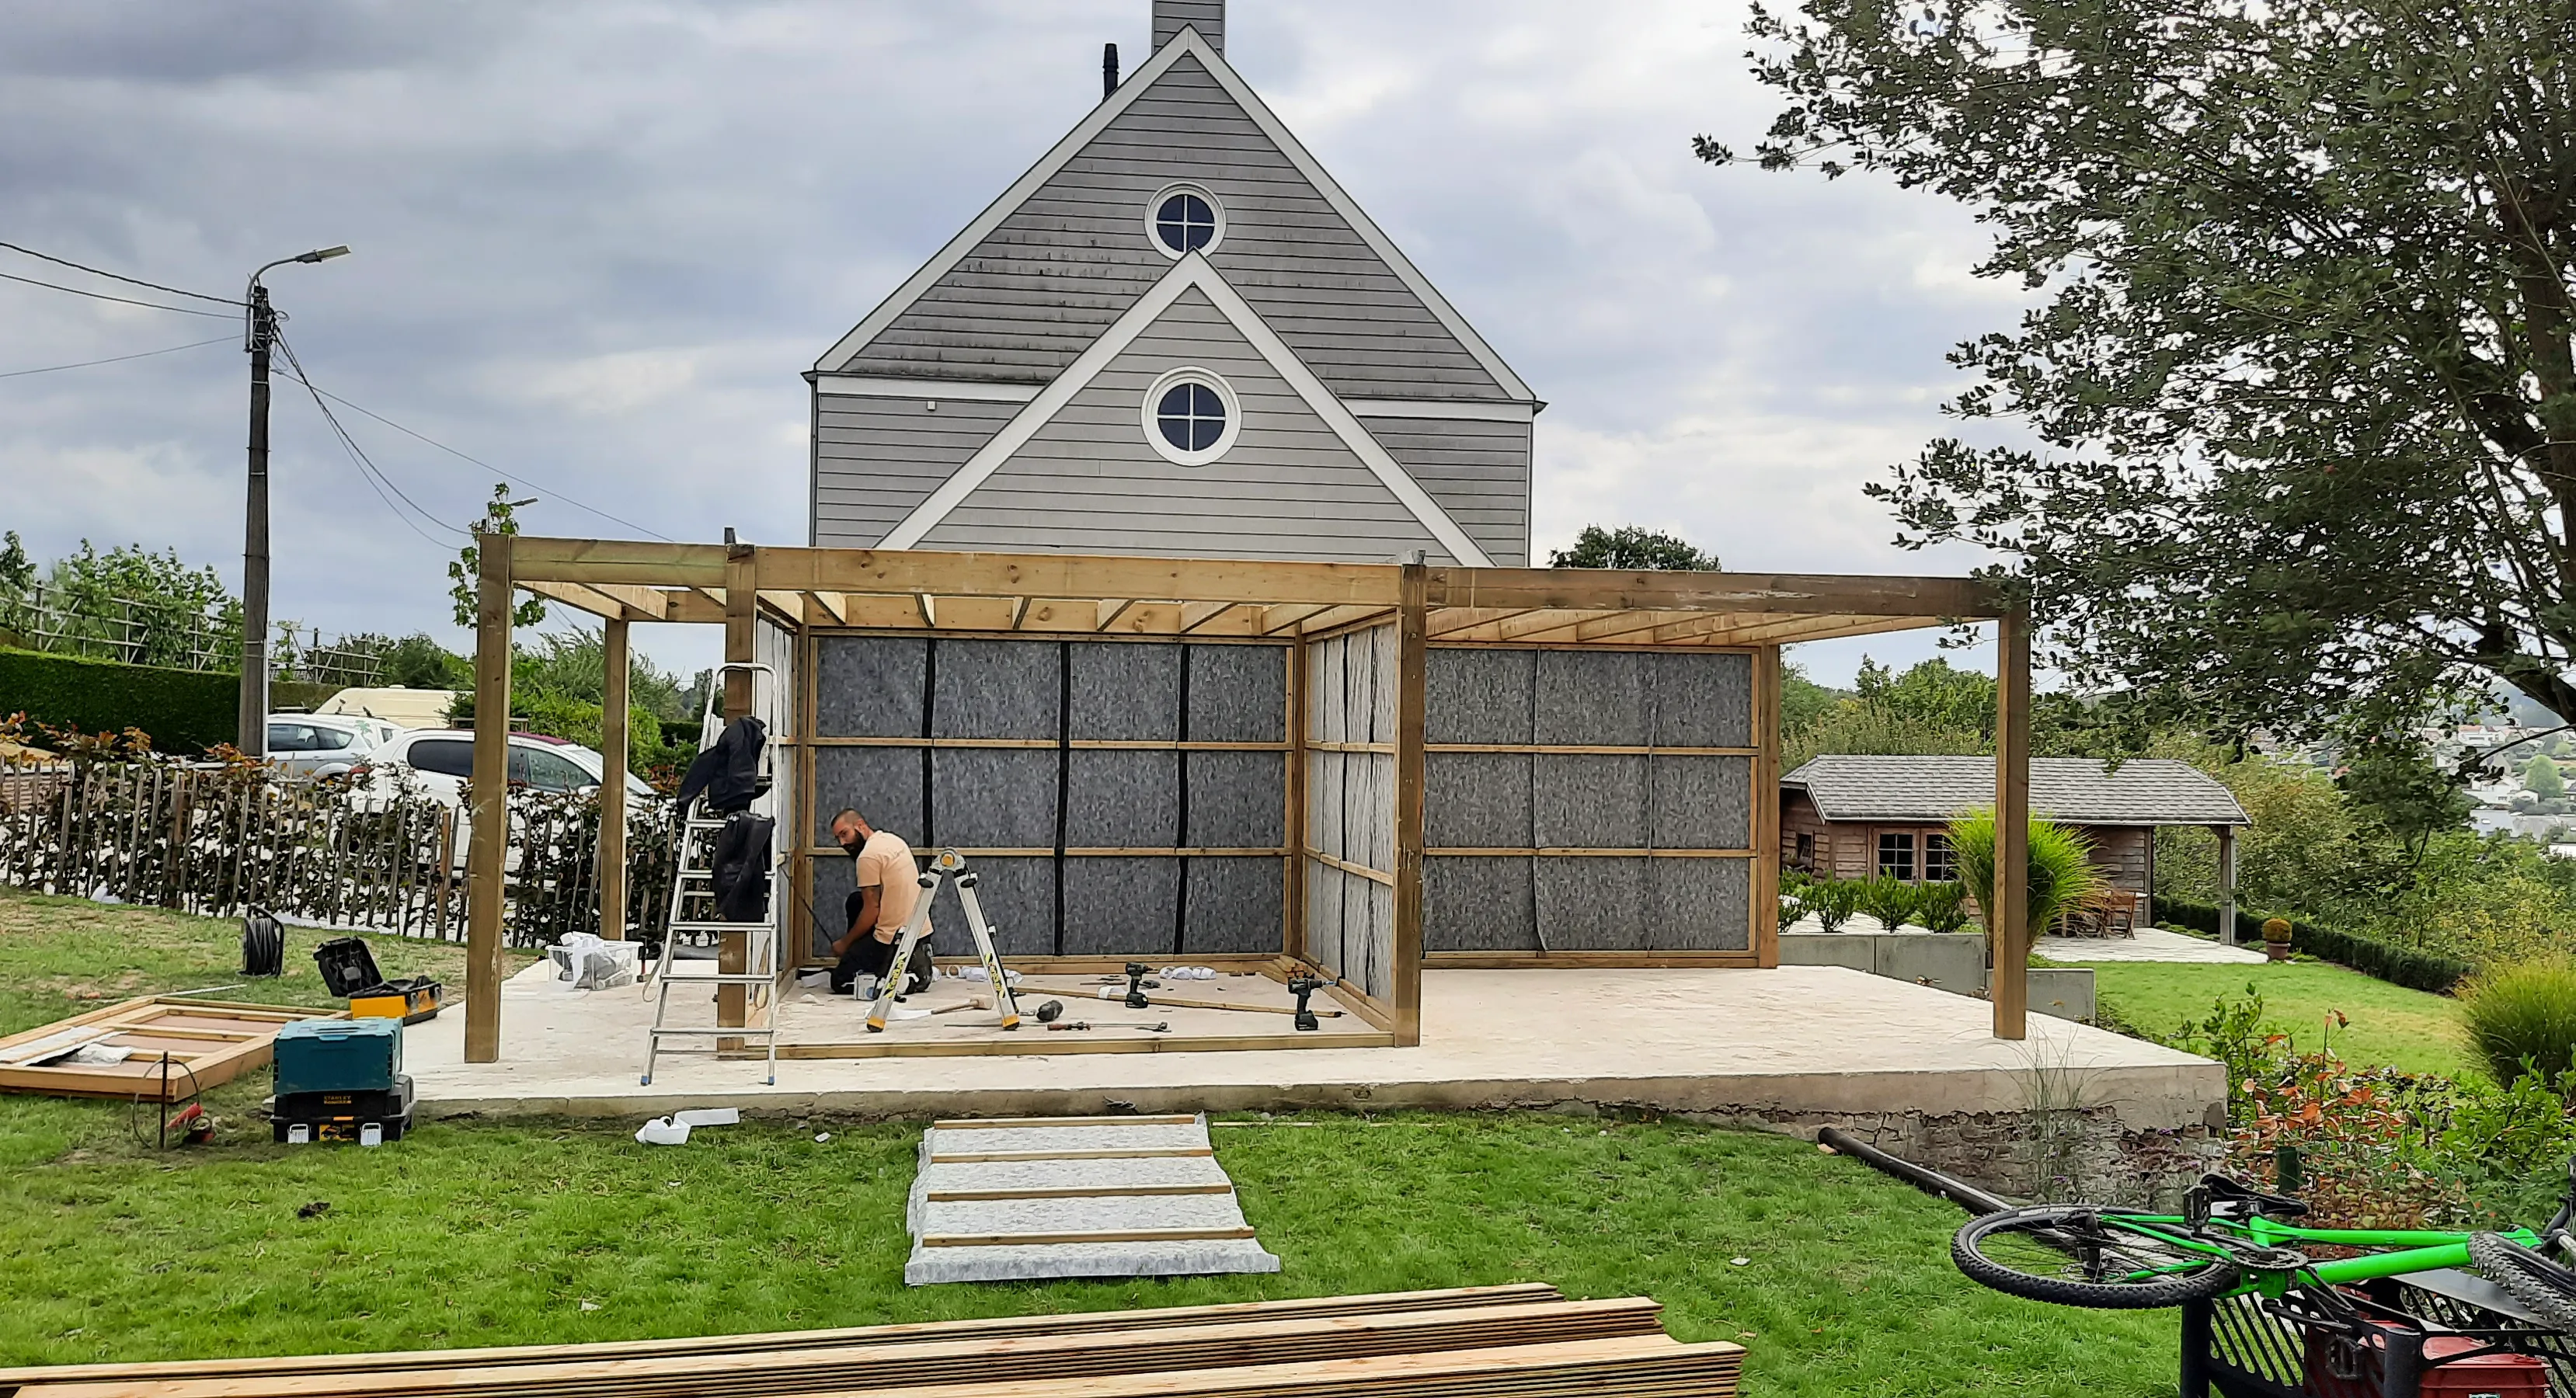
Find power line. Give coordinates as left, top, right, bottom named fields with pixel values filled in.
left=0, top=241, right=243, bottom=305
left=0, top=334, right=233, bottom=380
left=0, top=267, right=235, bottom=318
left=273, top=331, right=471, bottom=547
left=298, top=380, right=678, bottom=543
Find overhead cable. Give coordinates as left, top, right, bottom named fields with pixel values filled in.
left=0, top=267, right=236, bottom=318
left=0, top=240, right=245, bottom=305
left=0, top=335, right=234, bottom=380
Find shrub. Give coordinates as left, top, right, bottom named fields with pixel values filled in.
left=0, top=647, right=238, bottom=753
left=1855, top=875, right=1920, bottom=931
left=1805, top=877, right=1861, bottom=934
left=2262, top=916, right=2292, bottom=944
left=1915, top=881, right=1973, bottom=934
left=2460, top=958, right=2576, bottom=1089
left=2157, top=899, right=2473, bottom=993
left=1949, top=809, right=2104, bottom=945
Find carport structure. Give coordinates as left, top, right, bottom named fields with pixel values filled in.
left=459, top=537, right=2031, bottom=1064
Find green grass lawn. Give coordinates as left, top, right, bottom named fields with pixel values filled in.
left=0, top=889, right=2183, bottom=1397
left=2091, top=958, right=2473, bottom=1078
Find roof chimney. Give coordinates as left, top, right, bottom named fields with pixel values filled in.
left=1102, top=42, right=1119, bottom=99
left=1151, top=0, right=1224, bottom=55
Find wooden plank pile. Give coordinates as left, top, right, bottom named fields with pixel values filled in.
left=0, top=1285, right=1742, bottom=1398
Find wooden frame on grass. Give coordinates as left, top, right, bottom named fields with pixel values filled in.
left=462, top=537, right=2021, bottom=1061
left=0, top=997, right=342, bottom=1101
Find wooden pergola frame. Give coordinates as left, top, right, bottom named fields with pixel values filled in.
left=461, top=536, right=2032, bottom=1063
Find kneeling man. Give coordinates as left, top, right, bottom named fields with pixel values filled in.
left=827, top=808, right=931, bottom=997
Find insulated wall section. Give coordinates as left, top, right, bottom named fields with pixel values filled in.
left=1300, top=624, right=1398, bottom=1001
left=805, top=634, right=1288, bottom=962
left=1420, top=647, right=1757, bottom=958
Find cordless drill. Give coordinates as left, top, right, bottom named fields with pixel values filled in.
left=1286, top=975, right=1336, bottom=1032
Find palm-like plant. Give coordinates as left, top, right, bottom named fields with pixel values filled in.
left=1947, top=809, right=2104, bottom=960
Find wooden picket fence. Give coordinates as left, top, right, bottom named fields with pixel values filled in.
left=0, top=759, right=677, bottom=948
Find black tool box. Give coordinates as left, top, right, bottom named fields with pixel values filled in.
left=313, top=937, right=443, bottom=1024
left=267, top=1074, right=414, bottom=1145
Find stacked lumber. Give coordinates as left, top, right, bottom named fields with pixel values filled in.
left=0, top=1285, right=1742, bottom=1398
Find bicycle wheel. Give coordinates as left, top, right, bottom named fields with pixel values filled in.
left=2470, top=1231, right=2576, bottom=1335
left=1953, top=1206, right=2243, bottom=1309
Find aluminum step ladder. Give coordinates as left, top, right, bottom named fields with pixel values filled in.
left=865, top=847, right=1025, bottom=1033
left=642, top=662, right=779, bottom=1087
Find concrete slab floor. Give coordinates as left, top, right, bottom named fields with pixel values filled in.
left=406, top=962, right=2223, bottom=1132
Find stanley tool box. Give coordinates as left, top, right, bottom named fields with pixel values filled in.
left=313, top=937, right=442, bottom=1024
left=270, top=1018, right=411, bottom=1144
left=269, top=1076, right=414, bottom=1144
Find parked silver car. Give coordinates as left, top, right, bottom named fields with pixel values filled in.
left=264, top=715, right=388, bottom=777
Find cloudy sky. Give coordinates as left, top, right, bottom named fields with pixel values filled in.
left=0, top=0, right=2025, bottom=687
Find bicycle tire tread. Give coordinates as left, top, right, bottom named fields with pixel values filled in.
left=2470, top=1231, right=2576, bottom=1337
left=1952, top=1206, right=2241, bottom=1310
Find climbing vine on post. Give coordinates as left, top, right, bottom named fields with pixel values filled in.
left=449, top=485, right=547, bottom=631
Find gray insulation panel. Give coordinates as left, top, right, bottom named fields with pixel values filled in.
left=1424, top=856, right=1537, bottom=952
left=1066, top=749, right=1179, bottom=847
left=1535, top=649, right=1648, bottom=746
left=930, top=748, right=1060, bottom=848
left=1068, top=642, right=1178, bottom=741
left=1184, top=749, right=1285, bottom=847
left=808, top=855, right=857, bottom=959
left=1425, top=752, right=1530, bottom=848
left=1649, top=857, right=1753, bottom=951
left=812, top=746, right=925, bottom=847
left=1532, top=753, right=1648, bottom=848
left=1061, top=857, right=1182, bottom=957
left=930, top=639, right=1060, bottom=739
left=1425, top=648, right=1533, bottom=745
left=1184, top=857, right=1285, bottom=954
left=1533, top=857, right=1649, bottom=950
left=1188, top=645, right=1287, bottom=742
left=934, top=857, right=1057, bottom=959
left=1654, top=652, right=1754, bottom=747
left=815, top=637, right=926, bottom=739
left=1651, top=755, right=1754, bottom=850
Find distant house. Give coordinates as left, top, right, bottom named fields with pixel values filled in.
left=806, top=0, right=1536, bottom=565
left=1779, top=755, right=2251, bottom=922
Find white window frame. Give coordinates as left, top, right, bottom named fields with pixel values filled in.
left=1144, top=182, right=1226, bottom=259
left=1140, top=367, right=1242, bottom=467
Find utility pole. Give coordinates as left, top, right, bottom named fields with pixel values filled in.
left=237, top=245, right=350, bottom=758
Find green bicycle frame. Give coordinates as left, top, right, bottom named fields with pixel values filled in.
left=2098, top=1214, right=2550, bottom=1298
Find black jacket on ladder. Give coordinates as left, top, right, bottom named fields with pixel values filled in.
left=709, top=812, right=774, bottom=924
left=675, top=716, right=768, bottom=815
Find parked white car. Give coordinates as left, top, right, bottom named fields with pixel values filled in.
left=264, top=715, right=394, bottom=778
left=359, top=729, right=655, bottom=808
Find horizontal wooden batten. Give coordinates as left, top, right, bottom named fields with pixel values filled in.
left=804, top=736, right=1288, bottom=752
left=932, top=1114, right=1200, bottom=1129
left=1306, top=740, right=1394, bottom=754
left=920, top=1226, right=1258, bottom=1248
left=1425, top=848, right=1756, bottom=859
left=1424, top=744, right=1754, bottom=756
left=800, top=847, right=1285, bottom=859
left=923, top=1183, right=1238, bottom=1202
left=1426, top=951, right=1763, bottom=969
left=1306, top=849, right=1395, bottom=885
left=781, top=1030, right=1398, bottom=1060
left=1424, top=565, right=2004, bottom=619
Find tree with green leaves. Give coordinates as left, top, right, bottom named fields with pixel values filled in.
left=2526, top=752, right=2567, bottom=802
left=449, top=485, right=546, bottom=630
left=1548, top=525, right=1718, bottom=571
left=1710, top=0, right=2576, bottom=746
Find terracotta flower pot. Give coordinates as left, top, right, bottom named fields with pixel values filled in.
left=2264, top=941, right=2292, bottom=962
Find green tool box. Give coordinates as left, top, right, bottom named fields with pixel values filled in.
left=273, top=1017, right=402, bottom=1097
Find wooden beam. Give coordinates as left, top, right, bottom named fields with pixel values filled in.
left=599, top=619, right=630, bottom=942
left=805, top=589, right=849, bottom=627
left=1178, top=600, right=1236, bottom=634
left=1284, top=629, right=1308, bottom=965
left=1426, top=607, right=1540, bottom=638
left=1258, top=602, right=1335, bottom=635
left=1095, top=598, right=1133, bottom=631
left=1426, top=567, right=2004, bottom=618
left=748, top=545, right=1408, bottom=608
left=464, top=532, right=513, bottom=1063
left=1685, top=613, right=1948, bottom=647
left=1752, top=645, right=1781, bottom=969
left=2216, top=823, right=2238, bottom=946
left=931, top=595, right=1019, bottom=631
left=1293, top=603, right=1398, bottom=636
left=509, top=536, right=729, bottom=587
left=1993, top=605, right=2032, bottom=1041
left=519, top=579, right=643, bottom=622
left=1392, top=558, right=1427, bottom=1048
left=720, top=547, right=757, bottom=1039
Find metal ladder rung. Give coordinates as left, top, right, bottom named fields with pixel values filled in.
left=647, top=1025, right=780, bottom=1038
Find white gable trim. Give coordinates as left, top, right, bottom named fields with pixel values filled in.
left=813, top=374, right=1039, bottom=402
left=877, top=253, right=1495, bottom=565
left=814, top=27, right=1535, bottom=403
left=1343, top=398, right=1537, bottom=423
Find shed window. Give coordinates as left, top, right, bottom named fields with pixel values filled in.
left=1148, top=186, right=1223, bottom=256
left=1924, top=832, right=1958, bottom=883
left=1876, top=832, right=1916, bottom=881
left=1140, top=367, right=1241, bottom=466
left=1794, top=832, right=1815, bottom=871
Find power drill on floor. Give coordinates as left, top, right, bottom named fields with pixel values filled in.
left=1286, top=975, right=1337, bottom=1032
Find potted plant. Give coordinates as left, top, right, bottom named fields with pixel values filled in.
left=1946, top=808, right=2104, bottom=964
left=2262, top=916, right=2293, bottom=962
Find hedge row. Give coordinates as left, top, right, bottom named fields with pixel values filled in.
left=2158, top=897, right=2473, bottom=994
left=0, top=647, right=238, bottom=754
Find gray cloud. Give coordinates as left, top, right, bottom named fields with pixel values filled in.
left=0, top=0, right=2026, bottom=687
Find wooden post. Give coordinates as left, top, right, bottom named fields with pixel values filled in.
left=718, top=544, right=756, bottom=1036
left=1992, top=607, right=2031, bottom=1041
left=1283, top=630, right=1309, bottom=966
left=1752, top=645, right=1783, bottom=969
left=2216, top=822, right=2238, bottom=945
left=1391, top=558, right=1428, bottom=1046
left=464, top=530, right=515, bottom=1063
left=599, top=617, right=631, bottom=941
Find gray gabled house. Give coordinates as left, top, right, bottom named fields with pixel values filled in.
left=806, top=0, right=1537, bottom=565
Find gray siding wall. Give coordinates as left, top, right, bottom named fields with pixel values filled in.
left=837, top=54, right=1513, bottom=403
left=1153, top=0, right=1224, bottom=52
left=1365, top=416, right=1530, bottom=566
left=811, top=394, right=1016, bottom=548
left=917, top=287, right=1458, bottom=562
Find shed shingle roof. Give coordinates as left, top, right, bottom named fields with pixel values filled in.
left=1782, top=755, right=2250, bottom=827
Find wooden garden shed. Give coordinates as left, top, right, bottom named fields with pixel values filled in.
left=458, top=537, right=2038, bottom=1062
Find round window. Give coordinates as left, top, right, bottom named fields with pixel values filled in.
left=1146, top=183, right=1224, bottom=258
left=1140, top=368, right=1241, bottom=466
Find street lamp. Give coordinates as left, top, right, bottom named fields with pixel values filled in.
left=238, top=245, right=350, bottom=759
